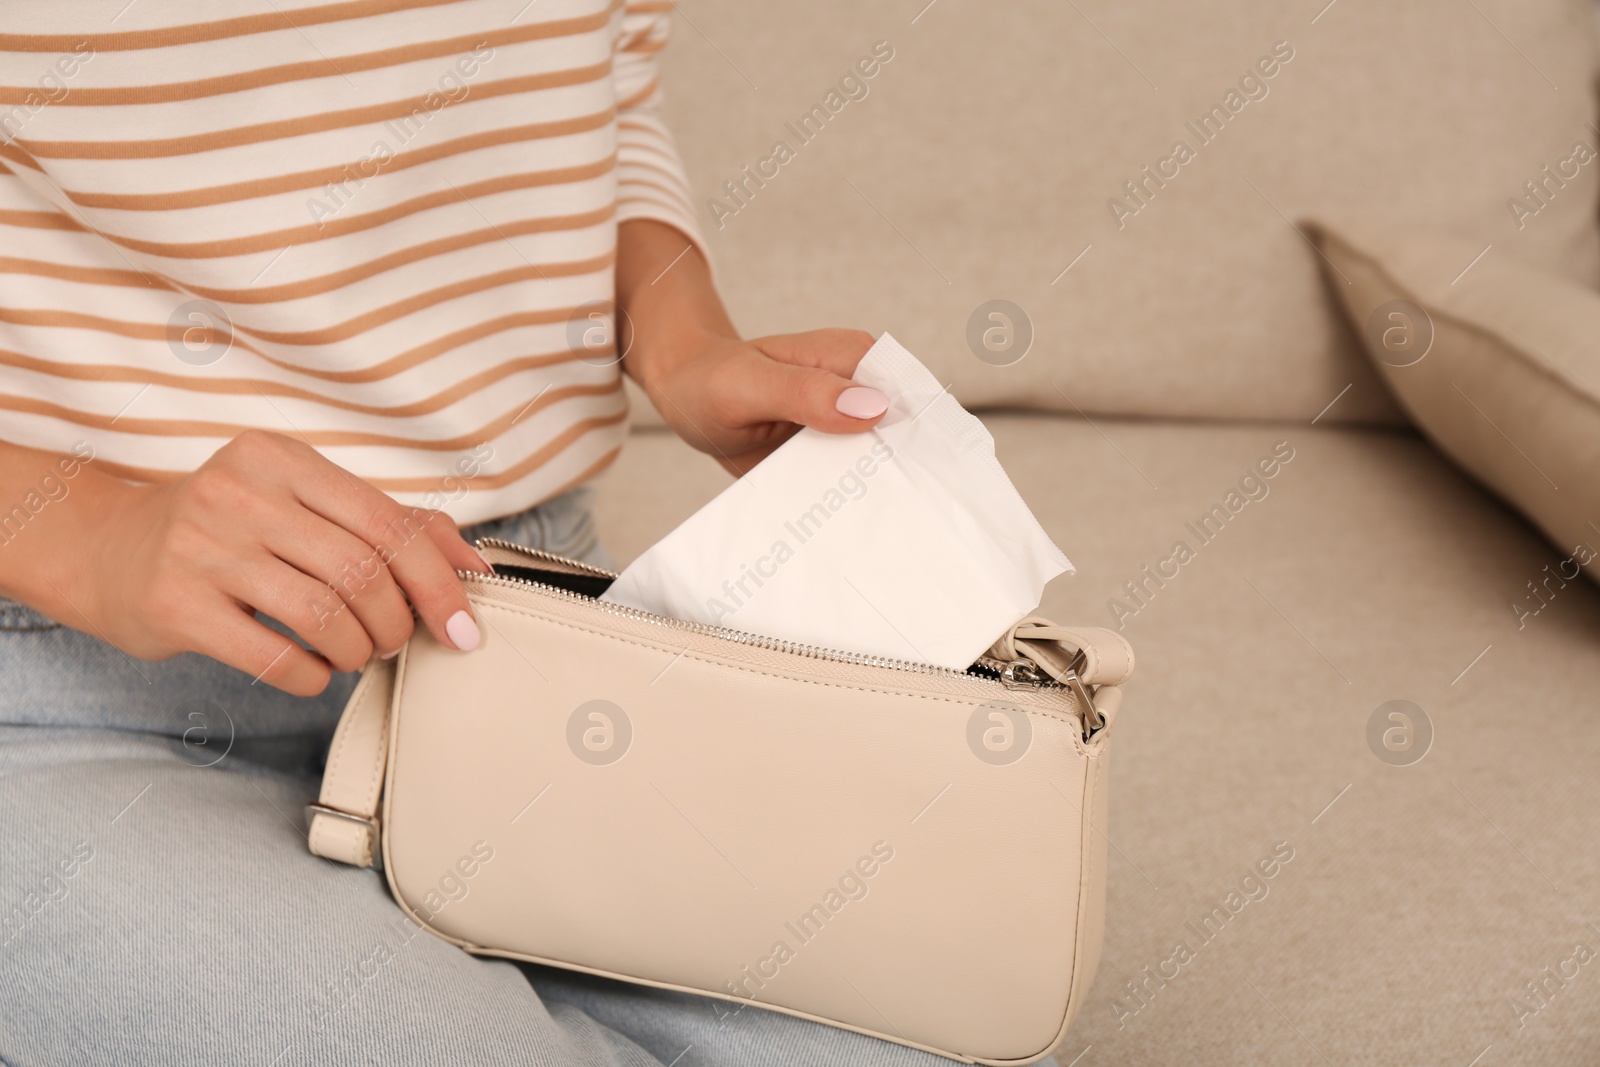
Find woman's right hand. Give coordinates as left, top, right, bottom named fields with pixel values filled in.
left=10, top=430, right=489, bottom=696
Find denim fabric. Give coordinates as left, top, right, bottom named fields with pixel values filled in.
left=0, top=487, right=962, bottom=1067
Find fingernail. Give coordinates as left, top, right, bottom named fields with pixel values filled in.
left=835, top=386, right=889, bottom=420
left=469, top=546, right=495, bottom=574
left=445, top=610, right=480, bottom=652
left=380, top=648, right=400, bottom=661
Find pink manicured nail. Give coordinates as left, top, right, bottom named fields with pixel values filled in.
left=836, top=386, right=889, bottom=420
left=445, top=610, right=480, bottom=652
left=469, top=546, right=495, bottom=573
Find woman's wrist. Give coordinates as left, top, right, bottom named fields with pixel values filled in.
left=614, top=219, right=737, bottom=393
left=610, top=217, right=884, bottom=476
left=627, top=321, right=731, bottom=396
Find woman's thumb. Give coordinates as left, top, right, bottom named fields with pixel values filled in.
left=752, top=359, right=889, bottom=433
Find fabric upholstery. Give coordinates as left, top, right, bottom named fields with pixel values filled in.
left=1311, top=220, right=1600, bottom=584
left=650, top=0, right=1600, bottom=425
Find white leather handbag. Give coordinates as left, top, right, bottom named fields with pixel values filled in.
left=308, top=538, right=1134, bottom=1065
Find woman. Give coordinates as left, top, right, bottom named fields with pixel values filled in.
left=0, top=4, right=929, bottom=1064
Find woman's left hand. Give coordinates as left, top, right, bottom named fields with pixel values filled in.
left=616, top=219, right=889, bottom=475
left=629, top=327, right=889, bottom=475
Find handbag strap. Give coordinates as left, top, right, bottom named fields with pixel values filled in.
left=985, top=619, right=1135, bottom=738
left=308, top=655, right=396, bottom=869
left=307, top=623, right=1135, bottom=869
left=988, top=618, right=1135, bottom=688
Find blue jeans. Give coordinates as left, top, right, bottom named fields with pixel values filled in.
left=0, top=487, right=957, bottom=1067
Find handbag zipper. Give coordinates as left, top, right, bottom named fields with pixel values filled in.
left=468, top=536, right=1061, bottom=691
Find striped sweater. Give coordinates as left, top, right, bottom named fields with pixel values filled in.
left=0, top=0, right=705, bottom=523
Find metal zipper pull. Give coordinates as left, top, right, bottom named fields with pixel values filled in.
left=999, top=659, right=1045, bottom=689
left=462, top=544, right=1075, bottom=696
left=1000, top=658, right=1102, bottom=741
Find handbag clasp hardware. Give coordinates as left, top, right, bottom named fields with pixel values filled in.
left=306, top=804, right=383, bottom=870
left=998, top=658, right=1043, bottom=689
left=1066, top=671, right=1104, bottom=741
left=999, top=658, right=1104, bottom=742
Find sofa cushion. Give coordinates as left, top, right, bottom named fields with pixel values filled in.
left=1311, top=220, right=1600, bottom=585
left=653, top=0, right=1600, bottom=426
left=593, top=416, right=1600, bottom=1065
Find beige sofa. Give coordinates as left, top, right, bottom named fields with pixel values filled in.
left=593, top=2, right=1600, bottom=1063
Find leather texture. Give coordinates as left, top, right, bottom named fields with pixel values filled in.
left=310, top=545, right=1133, bottom=1065
left=307, top=657, right=393, bottom=868
left=989, top=619, right=1137, bottom=688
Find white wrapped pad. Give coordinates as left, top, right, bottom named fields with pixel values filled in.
left=602, top=333, right=1072, bottom=669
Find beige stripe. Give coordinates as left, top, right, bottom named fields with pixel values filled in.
left=471, top=439, right=622, bottom=504
left=64, top=111, right=614, bottom=211
left=619, top=184, right=694, bottom=220
left=619, top=191, right=694, bottom=225
left=0, top=143, right=42, bottom=172
left=0, top=207, right=84, bottom=231
left=268, top=305, right=597, bottom=381
left=0, top=250, right=610, bottom=333
left=92, top=157, right=617, bottom=259
left=365, top=414, right=626, bottom=493
left=619, top=157, right=694, bottom=198
left=615, top=76, right=659, bottom=111
left=14, top=62, right=613, bottom=159
left=228, top=252, right=616, bottom=346
left=0, top=206, right=614, bottom=302
left=0, top=378, right=620, bottom=449
left=0, top=0, right=490, bottom=52
left=0, top=303, right=590, bottom=383
left=0, top=255, right=153, bottom=289
left=618, top=174, right=694, bottom=216
left=214, top=211, right=615, bottom=303
left=619, top=36, right=668, bottom=56
left=0, top=345, right=602, bottom=416
left=0, top=13, right=615, bottom=106
left=84, top=412, right=626, bottom=493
